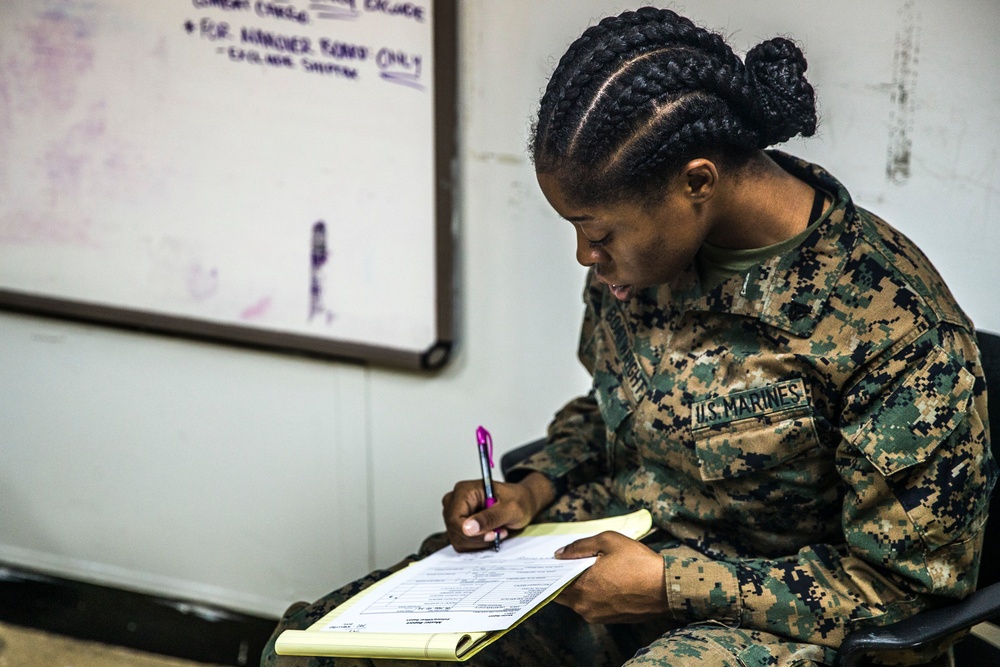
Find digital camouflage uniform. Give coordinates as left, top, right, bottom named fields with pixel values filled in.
left=261, top=153, right=994, bottom=667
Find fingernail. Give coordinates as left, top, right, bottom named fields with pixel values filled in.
left=463, top=519, right=480, bottom=535
left=555, top=546, right=565, bottom=556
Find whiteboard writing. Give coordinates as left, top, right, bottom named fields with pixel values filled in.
left=0, top=0, right=454, bottom=368
left=183, top=4, right=427, bottom=89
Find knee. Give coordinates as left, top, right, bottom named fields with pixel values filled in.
left=623, top=624, right=831, bottom=667
left=258, top=635, right=283, bottom=667
left=259, top=620, right=292, bottom=667
left=259, top=601, right=310, bottom=667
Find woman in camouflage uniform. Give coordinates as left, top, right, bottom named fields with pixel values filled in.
left=263, top=7, right=994, bottom=666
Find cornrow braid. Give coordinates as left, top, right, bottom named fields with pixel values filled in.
left=536, top=8, right=722, bottom=156
left=531, top=7, right=817, bottom=205
left=578, top=53, right=751, bottom=164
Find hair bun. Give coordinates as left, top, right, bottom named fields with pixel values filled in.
left=745, top=37, right=817, bottom=146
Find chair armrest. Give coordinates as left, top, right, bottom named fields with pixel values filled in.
left=834, top=581, right=1000, bottom=667
left=499, top=438, right=546, bottom=481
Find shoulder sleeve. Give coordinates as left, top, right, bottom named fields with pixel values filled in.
left=838, top=324, right=995, bottom=597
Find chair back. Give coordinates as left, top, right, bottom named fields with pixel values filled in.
left=975, top=330, right=1000, bottom=588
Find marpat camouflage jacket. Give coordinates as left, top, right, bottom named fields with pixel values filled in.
left=509, top=152, right=996, bottom=648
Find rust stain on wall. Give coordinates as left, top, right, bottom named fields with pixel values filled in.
left=886, top=0, right=920, bottom=184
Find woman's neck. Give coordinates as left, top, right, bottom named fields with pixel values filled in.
left=704, top=153, right=821, bottom=250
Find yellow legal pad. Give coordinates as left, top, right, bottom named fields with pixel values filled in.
left=275, top=509, right=653, bottom=661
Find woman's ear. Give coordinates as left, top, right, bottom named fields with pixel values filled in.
left=681, top=158, right=719, bottom=203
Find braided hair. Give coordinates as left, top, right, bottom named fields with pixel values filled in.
left=531, top=7, right=817, bottom=205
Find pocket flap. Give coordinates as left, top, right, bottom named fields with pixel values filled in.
left=694, top=412, right=820, bottom=481
left=848, top=345, right=975, bottom=478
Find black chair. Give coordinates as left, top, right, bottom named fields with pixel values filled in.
left=500, top=330, right=1000, bottom=667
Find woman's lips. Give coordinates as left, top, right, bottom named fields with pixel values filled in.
left=608, top=283, right=634, bottom=300
left=596, top=270, right=635, bottom=300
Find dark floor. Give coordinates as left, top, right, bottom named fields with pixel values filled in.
left=0, top=621, right=227, bottom=667
left=0, top=564, right=276, bottom=667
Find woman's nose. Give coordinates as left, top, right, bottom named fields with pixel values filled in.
left=575, top=229, right=605, bottom=267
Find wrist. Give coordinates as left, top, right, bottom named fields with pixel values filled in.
left=519, top=472, right=557, bottom=519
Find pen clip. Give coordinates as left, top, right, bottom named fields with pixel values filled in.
left=476, top=425, right=494, bottom=468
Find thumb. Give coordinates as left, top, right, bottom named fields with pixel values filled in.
left=462, top=505, right=508, bottom=538
left=554, top=535, right=604, bottom=560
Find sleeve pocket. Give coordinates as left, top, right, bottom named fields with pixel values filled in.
left=848, top=345, right=975, bottom=478
left=848, top=344, right=986, bottom=549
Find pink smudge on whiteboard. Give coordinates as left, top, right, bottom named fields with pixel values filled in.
left=241, top=297, right=273, bottom=321
left=0, top=8, right=126, bottom=247
left=19, top=8, right=95, bottom=114
left=0, top=209, right=95, bottom=246
left=43, top=106, right=107, bottom=191
left=0, top=65, right=12, bottom=192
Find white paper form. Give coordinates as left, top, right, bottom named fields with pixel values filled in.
left=322, top=533, right=599, bottom=634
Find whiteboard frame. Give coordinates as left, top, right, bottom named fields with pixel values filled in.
left=0, top=0, right=457, bottom=371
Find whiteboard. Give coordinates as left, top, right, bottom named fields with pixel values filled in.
left=0, top=0, right=456, bottom=369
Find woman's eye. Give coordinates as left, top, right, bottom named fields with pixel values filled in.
left=589, top=234, right=610, bottom=248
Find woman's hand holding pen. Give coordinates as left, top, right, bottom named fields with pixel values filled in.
left=441, top=472, right=556, bottom=552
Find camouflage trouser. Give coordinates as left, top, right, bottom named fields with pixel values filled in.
left=261, top=480, right=838, bottom=667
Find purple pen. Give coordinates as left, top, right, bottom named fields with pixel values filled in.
left=476, top=426, right=501, bottom=551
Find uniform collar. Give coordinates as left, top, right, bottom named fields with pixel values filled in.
left=643, top=152, right=861, bottom=338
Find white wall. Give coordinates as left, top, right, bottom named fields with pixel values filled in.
left=1, top=0, right=997, bottom=618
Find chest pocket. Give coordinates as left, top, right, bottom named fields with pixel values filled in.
left=691, top=378, right=821, bottom=481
